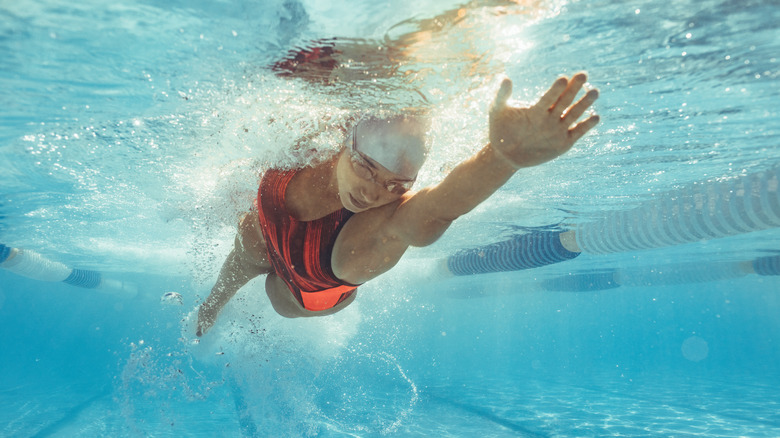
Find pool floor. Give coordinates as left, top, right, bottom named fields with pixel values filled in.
left=3, top=372, right=778, bottom=437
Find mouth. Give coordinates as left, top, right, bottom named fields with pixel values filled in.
left=349, top=193, right=368, bottom=210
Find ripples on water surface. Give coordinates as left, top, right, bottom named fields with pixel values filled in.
left=2, top=0, right=777, bottom=274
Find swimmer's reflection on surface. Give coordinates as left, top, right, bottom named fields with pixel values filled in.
left=272, top=0, right=543, bottom=85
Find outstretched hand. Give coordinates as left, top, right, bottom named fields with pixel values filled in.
left=489, top=73, right=600, bottom=169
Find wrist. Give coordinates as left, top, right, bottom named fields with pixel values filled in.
left=486, top=143, right=521, bottom=172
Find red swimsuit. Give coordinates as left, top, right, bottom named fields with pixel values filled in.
left=256, top=168, right=358, bottom=311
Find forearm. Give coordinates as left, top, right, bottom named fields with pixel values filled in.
left=397, top=73, right=598, bottom=248
left=423, top=143, right=516, bottom=221
left=203, top=249, right=250, bottom=308
left=203, top=277, right=240, bottom=310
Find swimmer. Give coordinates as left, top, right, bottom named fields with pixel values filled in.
left=196, top=73, right=599, bottom=336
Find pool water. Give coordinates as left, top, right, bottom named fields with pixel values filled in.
left=1, top=0, right=779, bottom=436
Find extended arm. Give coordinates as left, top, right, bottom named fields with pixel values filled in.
left=397, top=73, right=600, bottom=246
left=196, top=212, right=273, bottom=336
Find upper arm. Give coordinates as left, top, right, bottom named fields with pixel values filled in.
left=331, top=194, right=452, bottom=284
left=387, top=188, right=456, bottom=247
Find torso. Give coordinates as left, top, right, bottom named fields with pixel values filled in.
left=257, top=167, right=358, bottom=312
left=264, top=162, right=412, bottom=286
left=331, top=200, right=407, bottom=284
left=285, top=165, right=342, bottom=221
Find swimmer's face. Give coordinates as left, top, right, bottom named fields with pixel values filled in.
left=336, top=119, right=426, bottom=212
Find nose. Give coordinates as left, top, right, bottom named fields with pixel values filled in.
left=360, top=185, right=381, bottom=204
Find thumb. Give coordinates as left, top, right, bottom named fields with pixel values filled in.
left=491, top=78, right=513, bottom=113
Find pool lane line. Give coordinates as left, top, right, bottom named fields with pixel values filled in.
left=29, top=387, right=111, bottom=438
left=1, top=244, right=137, bottom=295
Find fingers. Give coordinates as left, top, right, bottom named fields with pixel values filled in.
left=551, top=72, right=588, bottom=116
left=197, top=320, right=212, bottom=337
left=491, top=78, right=513, bottom=113
left=537, top=76, right=569, bottom=110
left=496, top=73, right=599, bottom=142
left=568, top=115, right=600, bottom=142
left=562, top=89, right=599, bottom=124
left=196, top=308, right=212, bottom=337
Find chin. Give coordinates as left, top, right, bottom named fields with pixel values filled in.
left=343, top=204, right=361, bottom=213
left=348, top=198, right=370, bottom=213
left=338, top=191, right=360, bottom=213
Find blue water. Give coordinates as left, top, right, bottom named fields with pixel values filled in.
left=2, top=0, right=779, bottom=436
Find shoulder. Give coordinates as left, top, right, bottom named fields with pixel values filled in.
left=332, top=199, right=405, bottom=251
left=343, top=192, right=429, bottom=244
left=259, top=168, right=297, bottom=202
left=385, top=189, right=454, bottom=247
left=259, top=168, right=297, bottom=197
left=261, top=167, right=297, bottom=183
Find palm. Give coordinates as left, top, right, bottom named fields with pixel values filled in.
left=490, top=73, right=599, bottom=168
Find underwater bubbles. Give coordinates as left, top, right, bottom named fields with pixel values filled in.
left=161, top=291, right=184, bottom=306
left=313, top=352, right=419, bottom=435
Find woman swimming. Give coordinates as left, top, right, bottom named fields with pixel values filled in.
left=196, top=73, right=599, bottom=336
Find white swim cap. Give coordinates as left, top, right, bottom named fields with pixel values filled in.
left=353, top=114, right=428, bottom=179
